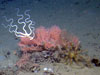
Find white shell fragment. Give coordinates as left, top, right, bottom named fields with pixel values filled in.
left=43, top=67, right=48, bottom=71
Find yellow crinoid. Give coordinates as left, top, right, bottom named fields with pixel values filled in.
left=58, top=42, right=92, bottom=68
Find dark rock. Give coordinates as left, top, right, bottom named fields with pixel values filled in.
left=91, top=58, right=100, bottom=67
left=7, top=51, right=10, bottom=55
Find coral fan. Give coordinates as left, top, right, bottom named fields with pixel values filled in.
left=18, top=26, right=62, bottom=52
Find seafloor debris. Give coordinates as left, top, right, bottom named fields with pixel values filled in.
left=0, top=68, right=17, bottom=75
left=43, top=67, right=55, bottom=75
left=30, top=64, right=40, bottom=73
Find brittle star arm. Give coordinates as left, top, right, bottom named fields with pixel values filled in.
left=2, top=8, right=35, bottom=40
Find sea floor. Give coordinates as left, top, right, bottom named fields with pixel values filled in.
left=0, top=63, right=100, bottom=75
left=0, top=0, right=100, bottom=75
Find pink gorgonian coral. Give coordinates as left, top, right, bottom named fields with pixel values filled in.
left=18, top=25, right=80, bottom=52
left=18, top=25, right=62, bottom=52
